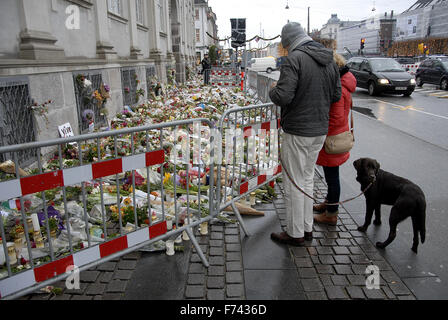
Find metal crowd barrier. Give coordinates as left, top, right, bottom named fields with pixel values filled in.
left=0, top=119, right=216, bottom=300
left=216, top=103, right=282, bottom=236
left=210, top=67, right=241, bottom=87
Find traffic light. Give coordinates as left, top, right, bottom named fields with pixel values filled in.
left=380, top=39, right=385, bottom=48
left=423, top=44, right=429, bottom=55
left=360, top=38, right=365, bottom=50
left=231, top=18, right=246, bottom=48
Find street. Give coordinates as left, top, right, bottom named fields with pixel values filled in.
left=339, top=86, right=448, bottom=299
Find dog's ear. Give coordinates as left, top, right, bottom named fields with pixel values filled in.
left=374, top=159, right=380, bottom=171
left=353, top=159, right=362, bottom=171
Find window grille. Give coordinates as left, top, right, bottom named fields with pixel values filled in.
left=0, top=77, right=36, bottom=166
left=121, top=68, right=139, bottom=107
left=73, top=71, right=107, bottom=133
left=108, top=0, right=122, bottom=15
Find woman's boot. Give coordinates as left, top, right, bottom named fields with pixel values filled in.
left=313, top=200, right=327, bottom=213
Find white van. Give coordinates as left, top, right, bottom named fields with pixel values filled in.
left=249, top=57, right=277, bottom=73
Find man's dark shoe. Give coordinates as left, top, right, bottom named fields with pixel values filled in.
left=305, top=232, right=313, bottom=241
left=271, top=232, right=305, bottom=247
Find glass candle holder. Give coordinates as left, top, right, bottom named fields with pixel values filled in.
left=250, top=192, right=256, bottom=206
left=7, top=243, right=17, bottom=265
left=14, top=238, right=23, bottom=260
left=165, top=240, right=175, bottom=256
left=26, top=218, right=34, bottom=234
left=200, top=221, right=208, bottom=235
left=35, top=236, right=45, bottom=249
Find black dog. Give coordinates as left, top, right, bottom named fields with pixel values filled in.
left=353, top=158, right=426, bottom=253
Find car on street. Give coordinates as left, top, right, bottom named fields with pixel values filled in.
left=347, top=57, right=416, bottom=96
left=415, top=57, right=448, bottom=91
left=248, top=57, right=277, bottom=73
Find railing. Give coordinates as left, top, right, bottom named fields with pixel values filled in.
left=0, top=118, right=216, bottom=300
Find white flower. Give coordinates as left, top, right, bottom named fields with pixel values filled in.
left=84, top=79, right=92, bottom=88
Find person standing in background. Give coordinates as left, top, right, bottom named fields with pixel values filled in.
left=201, top=54, right=211, bottom=85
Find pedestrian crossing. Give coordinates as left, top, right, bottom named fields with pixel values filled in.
left=414, top=87, right=448, bottom=98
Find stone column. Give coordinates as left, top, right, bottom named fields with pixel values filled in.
left=148, top=0, right=165, bottom=80
left=171, top=21, right=186, bottom=83
left=18, top=0, right=65, bottom=60
left=94, top=0, right=117, bottom=59
left=128, top=0, right=142, bottom=59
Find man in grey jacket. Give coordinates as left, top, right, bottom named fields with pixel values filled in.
left=270, top=22, right=341, bottom=246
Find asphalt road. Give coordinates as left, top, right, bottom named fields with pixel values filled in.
left=339, top=85, right=448, bottom=299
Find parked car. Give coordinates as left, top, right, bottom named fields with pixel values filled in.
left=415, top=57, right=448, bottom=90
left=248, top=57, right=277, bottom=73
left=347, top=57, right=416, bottom=96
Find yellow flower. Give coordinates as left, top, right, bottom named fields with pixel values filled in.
left=163, top=173, right=171, bottom=185
left=123, top=197, right=132, bottom=206
left=110, top=205, right=118, bottom=213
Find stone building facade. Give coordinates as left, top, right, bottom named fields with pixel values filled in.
left=395, top=0, right=448, bottom=41
left=0, top=0, right=196, bottom=149
left=194, top=0, right=218, bottom=64
left=337, top=13, right=396, bottom=56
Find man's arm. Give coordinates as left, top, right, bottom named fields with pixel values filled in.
left=331, top=63, right=342, bottom=104
left=269, top=57, right=299, bottom=107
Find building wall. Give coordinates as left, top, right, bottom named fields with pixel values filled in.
left=0, top=0, right=196, bottom=145
left=337, top=17, right=396, bottom=55
left=0, top=0, right=29, bottom=59
left=395, top=1, right=448, bottom=40
left=194, top=1, right=217, bottom=62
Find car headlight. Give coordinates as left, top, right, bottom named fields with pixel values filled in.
left=410, top=79, right=416, bottom=85
left=378, top=79, right=389, bottom=85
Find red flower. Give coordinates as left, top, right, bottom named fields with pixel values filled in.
left=20, top=257, right=28, bottom=265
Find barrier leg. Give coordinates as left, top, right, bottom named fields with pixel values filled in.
left=185, top=227, right=209, bottom=267
left=230, top=201, right=251, bottom=237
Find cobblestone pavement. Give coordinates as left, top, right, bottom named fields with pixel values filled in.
left=20, top=171, right=416, bottom=300
left=184, top=222, right=245, bottom=300
left=272, top=172, right=417, bottom=300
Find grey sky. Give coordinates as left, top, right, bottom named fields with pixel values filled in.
left=207, top=0, right=415, bottom=47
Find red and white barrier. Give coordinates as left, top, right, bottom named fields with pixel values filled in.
left=0, top=221, right=167, bottom=298
left=0, top=150, right=164, bottom=202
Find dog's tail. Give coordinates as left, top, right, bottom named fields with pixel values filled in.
left=418, top=200, right=426, bottom=244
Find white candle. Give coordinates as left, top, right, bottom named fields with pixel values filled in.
left=31, top=214, right=40, bottom=233
left=200, top=222, right=208, bottom=235
left=165, top=240, right=175, bottom=256
left=182, top=220, right=190, bottom=241
left=166, top=219, right=173, bottom=230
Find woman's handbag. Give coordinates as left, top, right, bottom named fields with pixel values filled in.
left=324, top=100, right=355, bottom=155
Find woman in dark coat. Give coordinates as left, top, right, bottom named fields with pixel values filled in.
left=314, top=53, right=357, bottom=225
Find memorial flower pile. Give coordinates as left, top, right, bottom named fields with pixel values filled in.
left=0, top=74, right=275, bottom=276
